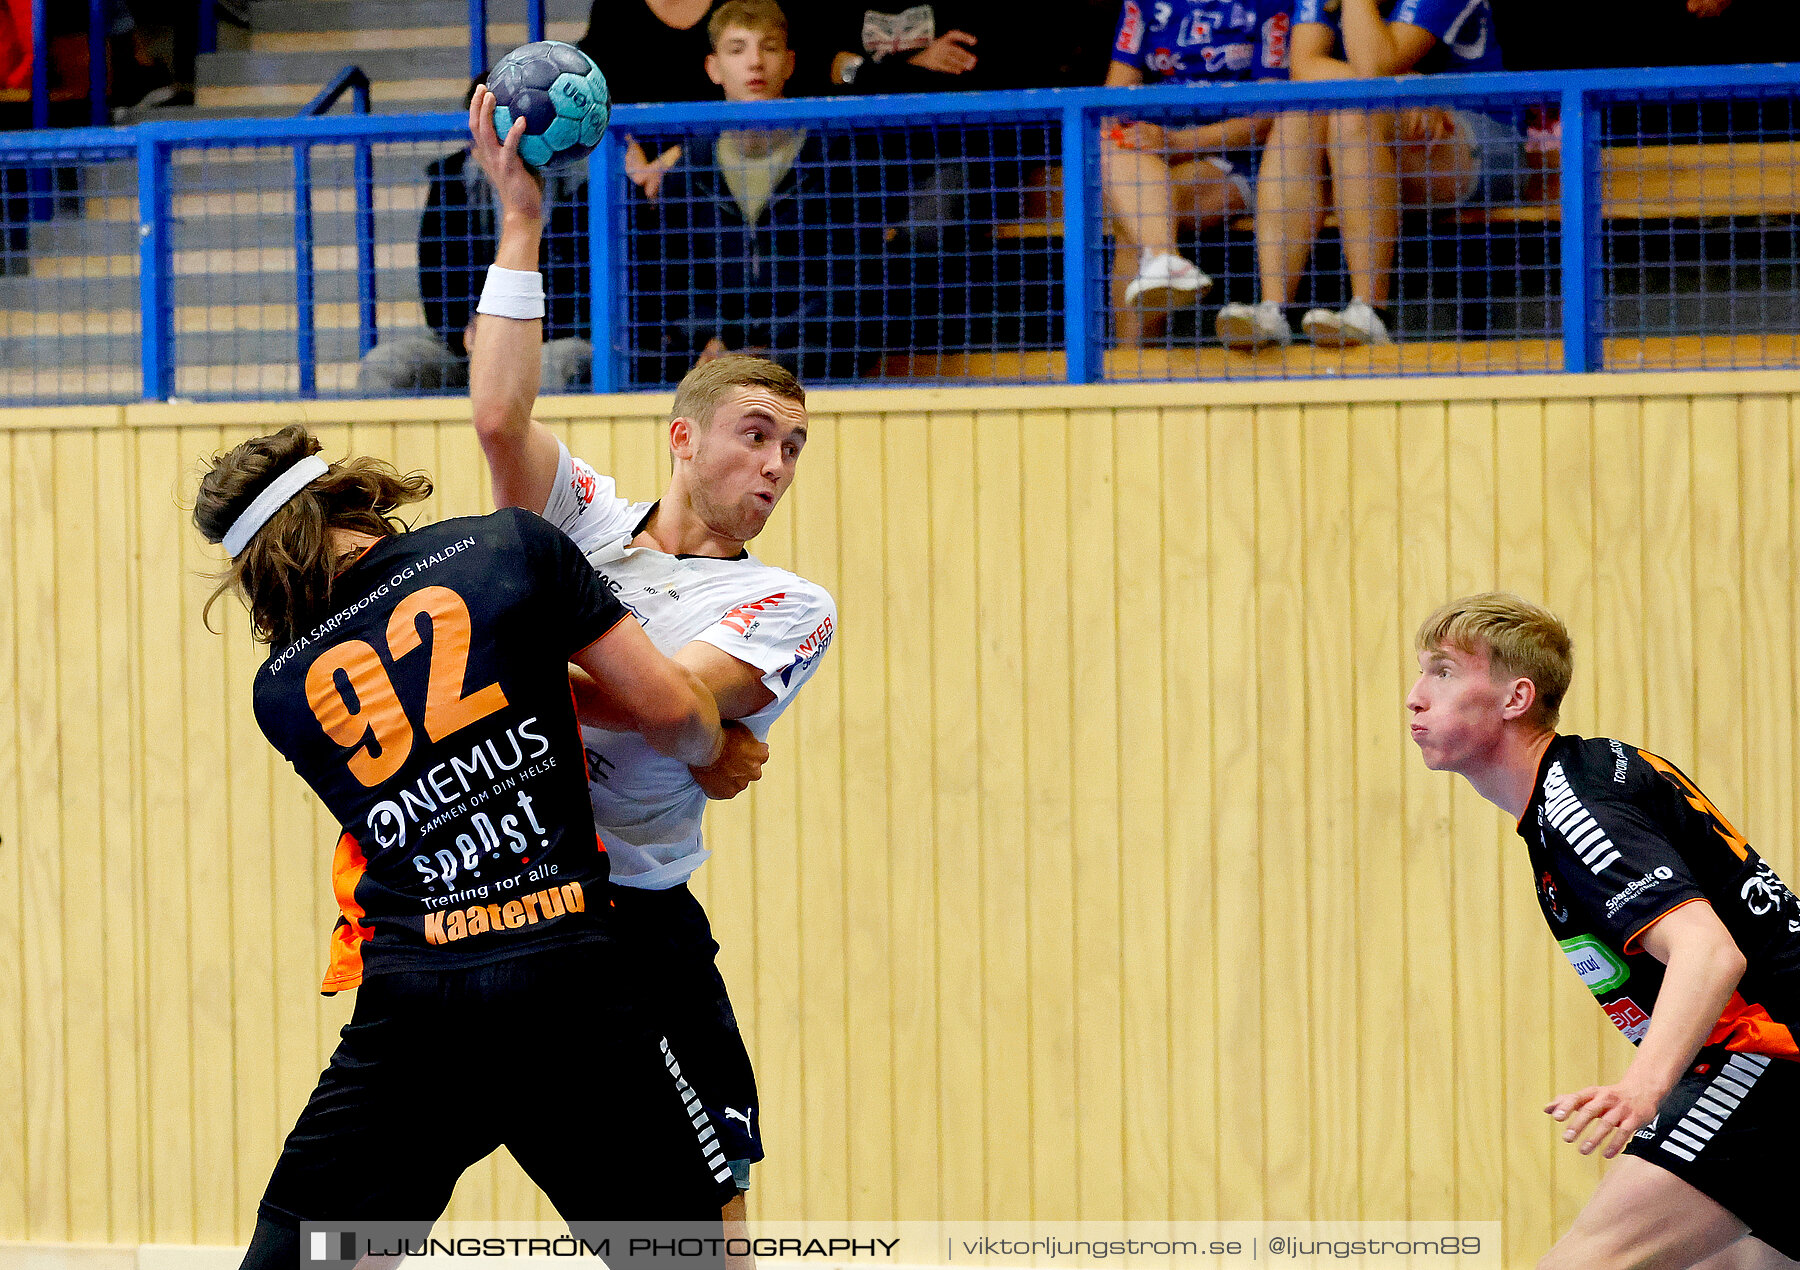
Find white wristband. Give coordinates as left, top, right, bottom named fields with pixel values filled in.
left=477, top=264, right=546, bottom=320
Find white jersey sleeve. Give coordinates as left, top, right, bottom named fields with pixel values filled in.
left=539, top=441, right=640, bottom=557
left=693, top=578, right=837, bottom=721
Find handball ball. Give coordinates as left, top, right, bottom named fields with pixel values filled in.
left=487, top=41, right=610, bottom=170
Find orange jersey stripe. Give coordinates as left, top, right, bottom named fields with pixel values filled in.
left=320, top=830, right=376, bottom=994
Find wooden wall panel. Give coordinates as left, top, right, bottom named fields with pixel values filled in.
left=0, top=435, right=26, bottom=1237
left=16, top=429, right=69, bottom=1238
left=0, top=374, right=1797, bottom=1268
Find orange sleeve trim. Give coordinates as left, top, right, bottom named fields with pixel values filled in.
left=1622, top=896, right=1712, bottom=955
left=572, top=609, right=633, bottom=661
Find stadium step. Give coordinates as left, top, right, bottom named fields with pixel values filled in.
left=10, top=0, right=627, bottom=400
left=186, top=0, right=596, bottom=116
left=250, top=0, right=588, bottom=35
left=0, top=267, right=426, bottom=310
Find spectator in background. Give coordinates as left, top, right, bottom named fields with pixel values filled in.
left=359, top=82, right=591, bottom=394
left=628, top=0, right=886, bottom=385
left=1223, top=0, right=1524, bottom=349
left=816, top=0, right=1048, bottom=328
left=778, top=0, right=1113, bottom=92
left=1100, top=0, right=1293, bottom=323
left=822, top=2, right=1024, bottom=93
left=579, top=0, right=720, bottom=199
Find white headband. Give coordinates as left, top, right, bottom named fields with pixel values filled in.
left=222, top=455, right=330, bottom=557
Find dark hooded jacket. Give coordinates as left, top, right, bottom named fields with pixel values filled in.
left=626, top=129, right=890, bottom=386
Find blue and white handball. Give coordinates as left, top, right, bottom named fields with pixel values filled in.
left=488, top=40, right=611, bottom=170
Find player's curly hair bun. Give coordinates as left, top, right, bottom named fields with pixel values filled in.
left=194, top=424, right=433, bottom=647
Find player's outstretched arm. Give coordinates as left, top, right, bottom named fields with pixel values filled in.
left=1545, top=901, right=1747, bottom=1159
left=467, top=86, right=562, bottom=515
left=570, top=619, right=725, bottom=768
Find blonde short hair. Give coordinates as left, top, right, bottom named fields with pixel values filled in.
left=1416, top=592, right=1573, bottom=728
left=669, top=354, right=805, bottom=432
left=708, top=0, right=788, bottom=49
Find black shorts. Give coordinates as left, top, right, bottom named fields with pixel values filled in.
left=257, top=943, right=739, bottom=1229
left=1626, top=1045, right=1800, bottom=1259
left=610, top=884, right=762, bottom=1171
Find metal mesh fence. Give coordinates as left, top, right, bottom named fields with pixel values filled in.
left=616, top=114, right=1060, bottom=388
left=0, top=147, right=140, bottom=404
left=1, top=69, right=1797, bottom=404
left=1597, top=87, right=1800, bottom=371
left=164, top=134, right=474, bottom=398
left=1095, top=88, right=1561, bottom=380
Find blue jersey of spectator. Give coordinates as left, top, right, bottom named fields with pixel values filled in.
left=1111, top=0, right=1294, bottom=84
left=1292, top=0, right=1503, bottom=74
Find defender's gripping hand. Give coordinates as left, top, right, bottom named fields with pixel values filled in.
left=690, top=721, right=770, bottom=800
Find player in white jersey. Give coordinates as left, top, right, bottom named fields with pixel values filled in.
left=464, top=89, right=836, bottom=1234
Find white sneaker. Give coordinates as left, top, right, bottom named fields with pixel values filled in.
left=1124, top=252, right=1212, bottom=306
left=1301, top=300, right=1393, bottom=348
left=1216, top=300, right=1293, bottom=350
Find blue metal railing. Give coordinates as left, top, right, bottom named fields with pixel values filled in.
left=2, top=63, right=1798, bottom=400
left=293, top=67, right=378, bottom=385
left=468, top=0, right=546, bottom=83
left=29, top=0, right=47, bottom=130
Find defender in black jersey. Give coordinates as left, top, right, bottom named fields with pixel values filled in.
left=194, top=427, right=736, bottom=1268
left=1409, top=593, right=1800, bottom=1270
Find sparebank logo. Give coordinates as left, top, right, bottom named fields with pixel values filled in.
left=1559, top=934, right=1629, bottom=994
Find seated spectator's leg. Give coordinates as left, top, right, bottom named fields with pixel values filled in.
left=1167, top=157, right=1251, bottom=229
left=1219, top=111, right=1327, bottom=351
left=1255, top=111, right=1329, bottom=309
left=355, top=332, right=464, bottom=395
left=1101, top=136, right=1181, bottom=270
left=1105, top=142, right=1232, bottom=338
left=1301, top=109, right=1400, bottom=347
left=540, top=338, right=593, bottom=392
left=1325, top=108, right=1399, bottom=310
left=1102, top=136, right=1179, bottom=344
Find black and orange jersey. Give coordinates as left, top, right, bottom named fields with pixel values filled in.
left=252, top=509, right=629, bottom=990
left=1521, top=734, right=1800, bottom=1061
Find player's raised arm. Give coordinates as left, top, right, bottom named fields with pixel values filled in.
left=467, top=86, right=563, bottom=514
